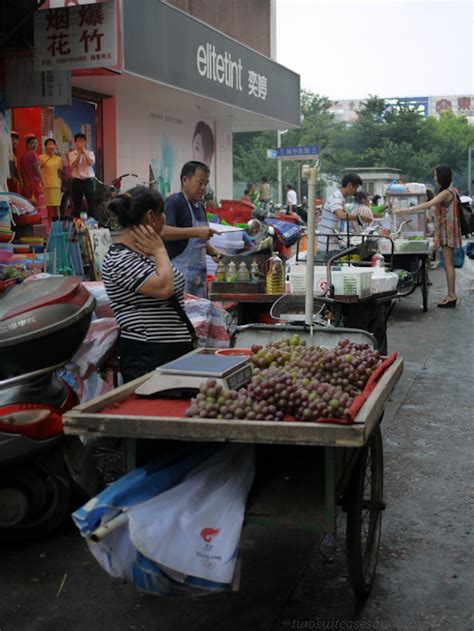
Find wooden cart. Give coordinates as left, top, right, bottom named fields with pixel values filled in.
left=63, top=325, right=403, bottom=597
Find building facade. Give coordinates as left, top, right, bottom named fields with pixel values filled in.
left=2, top=0, right=298, bottom=200
left=330, top=95, right=474, bottom=125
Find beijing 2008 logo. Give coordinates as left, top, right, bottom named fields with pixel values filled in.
left=200, top=527, right=220, bottom=542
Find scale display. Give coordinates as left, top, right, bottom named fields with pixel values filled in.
left=135, top=348, right=253, bottom=397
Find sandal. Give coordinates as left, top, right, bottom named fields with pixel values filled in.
left=437, top=299, right=457, bottom=308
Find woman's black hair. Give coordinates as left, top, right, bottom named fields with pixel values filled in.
left=371, top=194, right=381, bottom=205
left=44, top=137, right=57, bottom=147
left=192, top=121, right=214, bottom=165
left=108, top=186, right=164, bottom=228
left=354, top=191, right=368, bottom=204
left=426, top=189, right=434, bottom=201
left=435, top=165, right=452, bottom=191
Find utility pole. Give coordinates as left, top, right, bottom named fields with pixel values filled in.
left=468, top=146, right=473, bottom=198
left=277, top=130, right=282, bottom=205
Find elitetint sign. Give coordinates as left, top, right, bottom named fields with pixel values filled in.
left=197, top=44, right=242, bottom=91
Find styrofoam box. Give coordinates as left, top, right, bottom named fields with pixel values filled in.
left=331, top=268, right=374, bottom=298
left=288, top=265, right=374, bottom=298
left=371, top=272, right=398, bottom=294
left=287, top=265, right=329, bottom=294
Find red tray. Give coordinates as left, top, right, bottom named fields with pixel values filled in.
left=100, top=353, right=397, bottom=426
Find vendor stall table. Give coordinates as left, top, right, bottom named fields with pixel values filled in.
left=63, top=325, right=403, bottom=597
left=208, top=292, right=283, bottom=325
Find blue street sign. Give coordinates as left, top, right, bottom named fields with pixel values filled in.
left=266, top=149, right=278, bottom=159
left=276, top=145, right=320, bottom=160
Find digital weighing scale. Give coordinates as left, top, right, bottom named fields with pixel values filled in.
left=135, top=348, right=253, bottom=397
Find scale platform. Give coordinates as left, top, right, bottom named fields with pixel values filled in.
left=135, top=348, right=253, bottom=397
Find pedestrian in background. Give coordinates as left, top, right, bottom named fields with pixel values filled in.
left=39, top=138, right=62, bottom=223
left=68, top=132, right=96, bottom=217
left=316, top=172, right=363, bottom=261
left=248, top=182, right=259, bottom=206
left=259, top=176, right=271, bottom=204
left=286, top=183, right=297, bottom=213
left=20, top=134, right=45, bottom=212
left=398, top=165, right=461, bottom=307
left=7, top=131, right=21, bottom=193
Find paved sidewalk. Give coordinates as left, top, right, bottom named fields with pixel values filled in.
left=0, top=260, right=473, bottom=631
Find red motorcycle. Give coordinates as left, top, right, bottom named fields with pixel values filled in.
left=0, top=277, right=98, bottom=542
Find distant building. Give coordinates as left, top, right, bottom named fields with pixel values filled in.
left=330, top=96, right=474, bottom=125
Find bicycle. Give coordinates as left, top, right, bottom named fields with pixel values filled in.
left=95, top=173, right=156, bottom=232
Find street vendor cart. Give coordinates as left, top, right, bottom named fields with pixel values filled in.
left=382, top=189, right=432, bottom=312
left=63, top=324, right=403, bottom=597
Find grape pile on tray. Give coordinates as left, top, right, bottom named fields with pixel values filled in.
left=185, top=336, right=382, bottom=423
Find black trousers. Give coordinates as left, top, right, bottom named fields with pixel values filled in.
left=119, top=338, right=195, bottom=383
left=72, top=177, right=96, bottom=217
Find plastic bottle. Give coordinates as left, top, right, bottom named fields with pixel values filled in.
left=226, top=260, right=237, bottom=282
left=237, top=261, right=250, bottom=282
left=215, top=259, right=226, bottom=281
left=266, top=252, right=285, bottom=294
left=372, top=252, right=385, bottom=271
left=250, top=259, right=260, bottom=282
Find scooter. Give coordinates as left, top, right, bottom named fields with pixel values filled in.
left=0, top=277, right=99, bottom=542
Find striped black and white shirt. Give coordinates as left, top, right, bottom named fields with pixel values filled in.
left=102, top=244, right=192, bottom=344
left=317, top=189, right=345, bottom=251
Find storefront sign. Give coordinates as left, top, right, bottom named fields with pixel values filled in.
left=122, top=0, right=300, bottom=127
left=429, top=95, right=474, bottom=119
left=41, top=1, right=108, bottom=7
left=34, top=0, right=117, bottom=70
left=5, top=57, right=71, bottom=108
left=277, top=145, right=319, bottom=161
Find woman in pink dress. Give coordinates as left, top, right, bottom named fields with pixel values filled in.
left=20, top=135, right=46, bottom=213
left=400, top=165, right=461, bottom=308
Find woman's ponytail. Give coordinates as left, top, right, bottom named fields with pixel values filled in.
left=107, top=187, right=164, bottom=228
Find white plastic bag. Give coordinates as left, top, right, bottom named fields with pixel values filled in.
left=74, top=443, right=255, bottom=596
left=129, top=443, right=255, bottom=584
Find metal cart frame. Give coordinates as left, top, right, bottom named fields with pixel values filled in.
left=63, top=325, right=403, bottom=598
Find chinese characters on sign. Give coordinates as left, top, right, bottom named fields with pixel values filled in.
left=248, top=70, right=267, bottom=100
left=5, top=57, right=71, bottom=107
left=34, top=0, right=117, bottom=70
left=277, top=145, right=320, bottom=161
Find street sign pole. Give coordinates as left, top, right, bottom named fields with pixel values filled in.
left=277, top=130, right=283, bottom=205
left=468, top=146, right=472, bottom=198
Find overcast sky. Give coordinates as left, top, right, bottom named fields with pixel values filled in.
left=276, top=0, right=474, bottom=100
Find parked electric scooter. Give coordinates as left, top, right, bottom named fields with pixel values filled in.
left=0, top=277, right=99, bottom=542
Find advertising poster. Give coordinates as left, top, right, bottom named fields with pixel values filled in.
left=53, top=98, right=97, bottom=169
left=148, top=109, right=216, bottom=198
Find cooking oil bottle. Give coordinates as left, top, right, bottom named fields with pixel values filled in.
left=215, top=259, right=226, bottom=281
left=266, top=252, right=285, bottom=294
left=237, top=261, right=250, bottom=282
left=226, top=260, right=238, bottom=282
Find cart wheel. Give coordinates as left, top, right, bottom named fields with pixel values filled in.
left=345, top=425, right=384, bottom=598
left=421, top=259, right=429, bottom=312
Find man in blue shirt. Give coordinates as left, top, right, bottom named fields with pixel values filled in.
left=162, top=161, right=221, bottom=297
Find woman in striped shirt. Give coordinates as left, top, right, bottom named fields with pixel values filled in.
left=102, top=187, right=195, bottom=382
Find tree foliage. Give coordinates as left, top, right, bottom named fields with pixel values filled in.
left=233, top=91, right=474, bottom=194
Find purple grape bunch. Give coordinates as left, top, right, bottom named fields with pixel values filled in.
left=184, top=336, right=382, bottom=423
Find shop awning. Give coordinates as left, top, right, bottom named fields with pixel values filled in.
left=118, top=0, right=300, bottom=131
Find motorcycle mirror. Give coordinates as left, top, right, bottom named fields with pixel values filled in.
left=246, top=218, right=263, bottom=236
